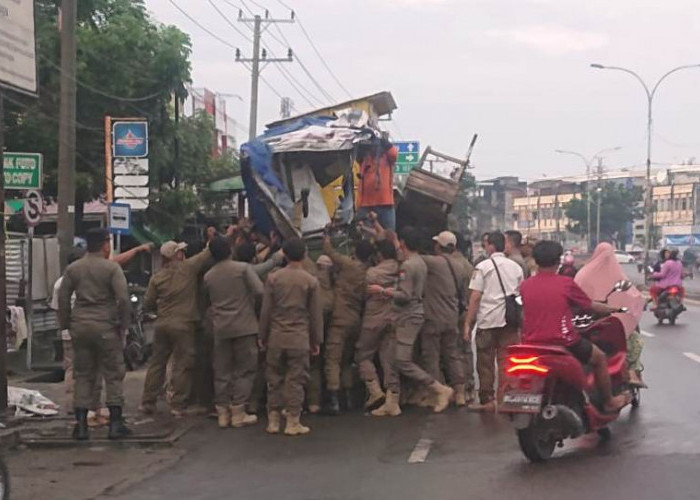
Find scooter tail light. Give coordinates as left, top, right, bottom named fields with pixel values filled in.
left=506, top=355, right=549, bottom=375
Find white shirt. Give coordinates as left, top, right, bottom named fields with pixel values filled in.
left=469, top=252, right=524, bottom=329
left=50, top=276, right=74, bottom=341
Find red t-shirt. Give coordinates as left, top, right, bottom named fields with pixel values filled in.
left=358, top=147, right=398, bottom=208
left=520, top=271, right=592, bottom=346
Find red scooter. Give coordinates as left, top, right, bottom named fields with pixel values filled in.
left=500, top=281, right=639, bottom=462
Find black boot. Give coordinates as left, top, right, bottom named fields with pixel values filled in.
left=108, top=406, right=133, bottom=440
left=326, top=391, right=341, bottom=416
left=73, top=408, right=89, bottom=441
left=343, top=388, right=356, bottom=412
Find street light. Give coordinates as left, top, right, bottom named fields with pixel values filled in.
left=590, top=62, right=700, bottom=266
left=555, top=147, right=621, bottom=251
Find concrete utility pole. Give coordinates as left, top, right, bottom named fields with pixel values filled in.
left=596, top=158, right=605, bottom=247
left=0, top=92, right=7, bottom=412
left=236, top=10, right=294, bottom=141
left=57, top=0, right=77, bottom=270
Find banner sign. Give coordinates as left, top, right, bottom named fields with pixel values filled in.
left=3, top=152, right=42, bottom=189
left=113, top=121, right=148, bottom=158
left=0, top=0, right=37, bottom=95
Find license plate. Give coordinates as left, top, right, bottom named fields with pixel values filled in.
left=500, top=393, right=543, bottom=413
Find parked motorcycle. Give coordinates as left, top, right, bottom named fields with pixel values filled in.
left=499, top=281, right=639, bottom=463
left=124, top=284, right=154, bottom=371
left=653, top=286, right=685, bottom=325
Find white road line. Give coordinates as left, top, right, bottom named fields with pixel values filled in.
left=640, top=330, right=656, bottom=338
left=683, top=352, right=700, bottom=364
left=407, top=438, right=433, bottom=464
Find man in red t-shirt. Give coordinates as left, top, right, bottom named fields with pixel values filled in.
left=357, top=142, right=398, bottom=230
left=520, top=241, right=627, bottom=413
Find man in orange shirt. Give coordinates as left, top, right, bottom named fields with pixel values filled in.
left=357, top=141, right=398, bottom=231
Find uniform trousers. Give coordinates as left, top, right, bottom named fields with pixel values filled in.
left=72, top=326, right=125, bottom=409
left=266, top=348, right=310, bottom=415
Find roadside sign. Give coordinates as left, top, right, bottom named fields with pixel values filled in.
left=394, top=141, right=421, bottom=174
left=3, top=153, right=43, bottom=189
left=113, top=121, right=148, bottom=158
left=0, top=1, right=37, bottom=95
left=108, top=203, right=131, bottom=236
left=22, top=190, right=43, bottom=227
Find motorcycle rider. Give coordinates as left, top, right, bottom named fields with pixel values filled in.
left=649, top=249, right=684, bottom=309
left=520, top=240, right=628, bottom=413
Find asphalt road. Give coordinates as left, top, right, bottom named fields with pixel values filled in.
left=106, top=303, right=700, bottom=500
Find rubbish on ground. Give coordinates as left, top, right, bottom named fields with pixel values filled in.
left=8, top=387, right=59, bottom=416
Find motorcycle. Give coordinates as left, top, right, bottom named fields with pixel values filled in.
left=653, top=285, right=685, bottom=325
left=124, top=284, right=154, bottom=371
left=500, top=280, right=639, bottom=463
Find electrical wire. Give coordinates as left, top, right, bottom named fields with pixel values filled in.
left=169, top=0, right=238, bottom=50
left=207, top=0, right=253, bottom=43
left=275, top=0, right=353, bottom=99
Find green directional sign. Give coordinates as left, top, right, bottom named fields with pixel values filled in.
left=3, top=153, right=43, bottom=190
left=394, top=164, right=415, bottom=174
left=394, top=141, right=421, bottom=174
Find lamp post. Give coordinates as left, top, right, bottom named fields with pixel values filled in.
left=590, top=63, right=700, bottom=267
left=555, top=147, right=621, bottom=251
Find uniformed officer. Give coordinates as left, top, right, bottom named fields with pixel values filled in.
left=140, top=240, right=211, bottom=417
left=370, top=227, right=454, bottom=417
left=259, top=238, right=323, bottom=436
left=453, top=233, right=475, bottom=403
left=354, top=239, right=399, bottom=410
left=420, top=231, right=470, bottom=407
left=58, top=228, right=131, bottom=440
left=321, top=236, right=374, bottom=414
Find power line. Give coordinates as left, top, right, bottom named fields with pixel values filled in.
left=275, top=0, right=353, bottom=99
left=207, top=0, right=253, bottom=43
left=169, top=0, right=238, bottom=50
left=272, top=62, right=321, bottom=107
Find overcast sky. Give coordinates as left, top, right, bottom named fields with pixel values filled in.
left=144, top=0, right=700, bottom=180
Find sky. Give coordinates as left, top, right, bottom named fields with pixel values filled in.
left=144, top=0, right=700, bottom=181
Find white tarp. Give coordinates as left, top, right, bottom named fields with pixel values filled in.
left=8, top=387, right=59, bottom=416
left=291, top=165, right=331, bottom=234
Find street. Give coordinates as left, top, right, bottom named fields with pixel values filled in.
left=68, top=303, right=698, bottom=500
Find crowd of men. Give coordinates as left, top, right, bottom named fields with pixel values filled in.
left=56, top=217, right=540, bottom=440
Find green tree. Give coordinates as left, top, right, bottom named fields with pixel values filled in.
left=4, top=0, right=235, bottom=236
left=565, top=183, right=643, bottom=245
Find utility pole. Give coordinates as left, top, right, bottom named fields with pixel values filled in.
left=0, top=92, right=7, bottom=412
left=596, top=158, right=604, bottom=247
left=236, top=10, right=294, bottom=141
left=57, top=0, right=77, bottom=270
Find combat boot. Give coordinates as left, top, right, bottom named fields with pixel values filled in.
left=454, top=384, right=467, bottom=407
left=107, top=406, right=133, bottom=440
left=326, top=390, right=341, bottom=416
left=216, top=405, right=231, bottom=429
left=266, top=411, right=281, bottom=434
left=284, top=412, right=311, bottom=436
left=230, top=404, right=258, bottom=428
left=371, top=391, right=402, bottom=417
left=364, top=380, right=386, bottom=411
left=430, top=382, right=455, bottom=413
left=73, top=408, right=89, bottom=441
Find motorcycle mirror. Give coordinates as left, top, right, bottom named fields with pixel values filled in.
left=612, top=280, right=633, bottom=293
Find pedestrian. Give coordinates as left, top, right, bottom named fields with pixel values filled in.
left=464, top=231, right=524, bottom=412
left=473, top=232, right=491, bottom=266
left=203, top=237, right=262, bottom=429
left=453, top=233, right=476, bottom=404
left=322, top=236, right=374, bottom=415
left=140, top=240, right=212, bottom=417
left=355, top=239, right=399, bottom=410
left=50, top=248, right=85, bottom=409
left=419, top=231, right=470, bottom=407
left=371, top=226, right=454, bottom=417
left=58, top=228, right=131, bottom=440
left=259, top=238, right=323, bottom=436
left=505, top=230, right=531, bottom=278
left=306, top=254, right=335, bottom=414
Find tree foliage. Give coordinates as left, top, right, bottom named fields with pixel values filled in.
left=564, top=183, right=643, bottom=244
left=4, top=0, right=237, bottom=236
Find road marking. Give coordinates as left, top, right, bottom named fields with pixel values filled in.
left=408, top=438, right=433, bottom=464
left=640, top=330, right=656, bottom=338
left=683, top=352, right=700, bottom=364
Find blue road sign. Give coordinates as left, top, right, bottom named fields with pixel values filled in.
left=108, top=202, right=132, bottom=236
left=113, top=121, right=149, bottom=158
left=395, top=141, right=420, bottom=155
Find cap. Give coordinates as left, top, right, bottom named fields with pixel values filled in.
left=316, top=255, right=333, bottom=267
left=160, top=241, right=188, bottom=259
left=433, top=231, right=457, bottom=248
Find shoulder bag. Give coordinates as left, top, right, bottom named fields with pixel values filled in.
left=490, top=257, right=522, bottom=329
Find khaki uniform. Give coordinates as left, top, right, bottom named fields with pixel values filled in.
left=58, top=254, right=130, bottom=409
left=260, top=266, right=323, bottom=416
left=452, top=253, right=475, bottom=391
left=355, top=259, right=399, bottom=388
left=387, top=253, right=433, bottom=394
left=420, top=253, right=466, bottom=387
left=142, top=249, right=211, bottom=410
left=475, top=326, right=519, bottom=403
left=323, top=242, right=368, bottom=392
left=308, top=263, right=335, bottom=409
left=204, top=260, right=264, bottom=407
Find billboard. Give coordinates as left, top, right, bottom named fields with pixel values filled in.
left=0, top=0, right=37, bottom=95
